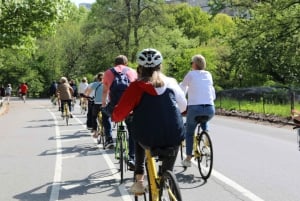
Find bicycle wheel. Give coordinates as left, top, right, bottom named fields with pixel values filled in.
left=159, top=170, right=182, bottom=201
left=119, top=133, right=124, bottom=183
left=196, top=132, right=213, bottom=180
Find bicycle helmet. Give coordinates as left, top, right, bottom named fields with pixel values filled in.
left=137, top=48, right=163, bottom=68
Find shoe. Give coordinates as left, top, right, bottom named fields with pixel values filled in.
left=70, top=113, right=73, bottom=118
left=127, top=159, right=135, bottom=171
left=58, top=108, right=61, bottom=111
left=130, top=181, right=145, bottom=195
left=61, top=113, right=65, bottom=117
left=182, top=159, right=191, bottom=167
left=92, top=132, right=98, bottom=138
left=104, top=139, right=114, bottom=149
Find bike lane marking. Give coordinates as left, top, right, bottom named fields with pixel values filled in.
left=72, top=116, right=133, bottom=201
left=182, top=151, right=265, bottom=201
left=49, top=110, right=133, bottom=201
left=48, top=109, right=62, bottom=201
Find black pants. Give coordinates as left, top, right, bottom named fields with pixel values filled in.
left=60, top=100, right=72, bottom=113
left=134, top=143, right=179, bottom=175
left=86, top=100, right=94, bottom=128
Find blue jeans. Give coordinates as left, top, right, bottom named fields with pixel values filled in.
left=101, top=111, right=112, bottom=140
left=185, top=105, right=215, bottom=156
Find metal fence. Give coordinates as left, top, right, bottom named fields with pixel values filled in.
left=215, top=87, right=300, bottom=117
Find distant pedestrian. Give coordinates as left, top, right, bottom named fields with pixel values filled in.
left=5, top=84, right=12, bottom=104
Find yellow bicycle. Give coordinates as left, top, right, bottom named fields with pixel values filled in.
left=80, top=97, right=87, bottom=114
left=135, top=147, right=182, bottom=201
left=180, top=115, right=213, bottom=180
left=62, top=102, right=70, bottom=126
left=96, top=110, right=105, bottom=147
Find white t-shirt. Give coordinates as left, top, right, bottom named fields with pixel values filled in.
left=180, top=70, right=216, bottom=106
left=78, top=82, right=88, bottom=94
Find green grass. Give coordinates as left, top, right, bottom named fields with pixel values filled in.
left=215, top=98, right=291, bottom=117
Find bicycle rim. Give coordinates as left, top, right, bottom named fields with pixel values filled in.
left=197, top=132, right=213, bottom=180
left=160, top=170, right=182, bottom=201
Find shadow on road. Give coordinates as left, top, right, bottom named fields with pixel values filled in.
left=48, top=130, right=91, bottom=140
left=13, top=169, right=122, bottom=201
left=174, top=166, right=207, bottom=189
left=39, top=143, right=102, bottom=157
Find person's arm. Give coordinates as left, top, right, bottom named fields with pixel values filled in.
left=169, top=78, right=187, bottom=113
left=179, top=72, right=190, bottom=95
left=112, top=82, right=141, bottom=122
left=102, top=82, right=109, bottom=107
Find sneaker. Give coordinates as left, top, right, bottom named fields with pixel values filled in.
left=70, top=113, right=73, bottom=118
left=92, top=132, right=98, bottom=138
left=127, top=159, right=135, bottom=171
left=104, top=139, right=114, bottom=149
left=181, top=159, right=191, bottom=167
left=130, top=181, right=145, bottom=195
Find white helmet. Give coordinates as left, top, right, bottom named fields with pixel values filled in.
left=137, top=48, right=163, bottom=68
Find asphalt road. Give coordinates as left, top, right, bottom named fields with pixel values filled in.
left=1, top=98, right=299, bottom=201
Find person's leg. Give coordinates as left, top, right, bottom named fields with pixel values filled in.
left=162, top=146, right=179, bottom=173
left=86, top=100, right=93, bottom=128
left=200, top=105, right=215, bottom=131
left=60, top=100, right=65, bottom=114
left=131, top=142, right=145, bottom=194
left=101, top=111, right=113, bottom=148
left=183, top=105, right=198, bottom=166
left=125, top=116, right=135, bottom=160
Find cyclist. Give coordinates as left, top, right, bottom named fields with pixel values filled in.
left=49, top=81, right=58, bottom=105
left=56, top=77, right=74, bottom=118
left=20, top=82, right=28, bottom=103
left=112, top=48, right=187, bottom=194
left=78, top=77, right=89, bottom=108
left=69, top=79, right=78, bottom=106
left=84, top=72, right=114, bottom=149
left=180, top=54, right=216, bottom=167
left=102, top=55, right=138, bottom=169
left=291, top=109, right=300, bottom=124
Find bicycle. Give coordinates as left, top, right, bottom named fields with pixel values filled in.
left=115, top=121, right=129, bottom=184
left=95, top=110, right=105, bottom=147
left=180, top=115, right=213, bottom=180
left=292, top=120, right=300, bottom=151
left=62, top=102, right=70, bottom=126
left=80, top=97, right=87, bottom=114
left=134, top=147, right=182, bottom=201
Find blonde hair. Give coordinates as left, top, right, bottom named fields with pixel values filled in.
left=192, top=54, right=206, bottom=70
left=138, top=64, right=164, bottom=88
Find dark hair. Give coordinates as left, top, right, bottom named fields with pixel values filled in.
left=114, top=55, right=128, bottom=65
left=97, top=72, right=104, bottom=81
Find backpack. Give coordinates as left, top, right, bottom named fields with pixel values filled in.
left=103, top=67, right=130, bottom=117
left=109, top=67, right=130, bottom=106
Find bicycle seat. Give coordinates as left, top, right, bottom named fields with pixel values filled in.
left=150, top=147, right=178, bottom=158
left=195, top=115, right=209, bottom=124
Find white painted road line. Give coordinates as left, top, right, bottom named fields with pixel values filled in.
left=48, top=109, right=62, bottom=201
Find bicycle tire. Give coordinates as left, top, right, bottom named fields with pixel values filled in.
left=159, top=170, right=182, bottom=201
left=119, top=133, right=124, bottom=184
left=196, top=132, right=213, bottom=180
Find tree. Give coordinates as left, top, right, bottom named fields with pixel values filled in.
left=229, top=0, right=300, bottom=87
left=0, top=0, right=70, bottom=49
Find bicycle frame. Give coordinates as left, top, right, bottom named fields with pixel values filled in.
left=115, top=121, right=128, bottom=183
left=145, top=149, right=181, bottom=201
left=145, top=149, right=160, bottom=201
